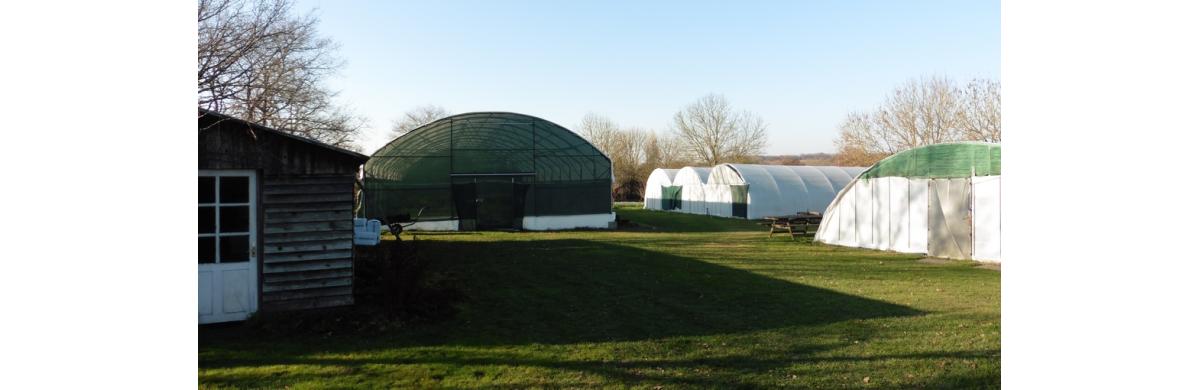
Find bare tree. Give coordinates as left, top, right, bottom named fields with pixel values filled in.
left=198, top=0, right=364, bottom=151
left=390, top=105, right=450, bottom=138
left=610, top=127, right=653, bottom=200
left=834, top=76, right=1002, bottom=166
left=578, top=114, right=692, bottom=200
left=833, top=112, right=894, bottom=166
left=647, top=131, right=693, bottom=169
left=671, top=94, right=768, bottom=165
left=959, top=79, right=1001, bottom=143
left=578, top=112, right=622, bottom=155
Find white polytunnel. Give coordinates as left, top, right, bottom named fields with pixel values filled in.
left=643, top=168, right=680, bottom=210
left=672, top=167, right=711, bottom=215
left=707, top=164, right=866, bottom=219
left=815, top=142, right=1001, bottom=262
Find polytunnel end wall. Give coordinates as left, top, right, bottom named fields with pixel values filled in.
left=816, top=142, right=1001, bottom=262
left=363, top=112, right=613, bottom=225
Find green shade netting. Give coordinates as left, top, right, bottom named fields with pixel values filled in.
left=364, top=112, right=612, bottom=219
left=859, top=142, right=1001, bottom=180
left=660, top=186, right=682, bottom=210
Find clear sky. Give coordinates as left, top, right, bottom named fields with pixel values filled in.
left=295, top=0, right=998, bottom=155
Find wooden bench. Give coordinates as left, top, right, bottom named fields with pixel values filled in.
left=763, top=212, right=823, bottom=240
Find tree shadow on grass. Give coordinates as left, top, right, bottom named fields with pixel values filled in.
left=616, top=212, right=761, bottom=233
left=410, top=238, right=922, bottom=345
left=616, top=207, right=796, bottom=234
left=200, top=237, right=981, bottom=388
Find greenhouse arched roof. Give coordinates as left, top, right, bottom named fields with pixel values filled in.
left=672, top=166, right=711, bottom=186
left=367, top=112, right=611, bottom=183
left=647, top=168, right=679, bottom=186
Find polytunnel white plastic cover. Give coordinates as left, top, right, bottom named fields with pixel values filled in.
left=673, top=167, right=711, bottom=215
left=643, top=168, right=679, bottom=210
left=708, top=164, right=865, bottom=219
left=816, top=175, right=1001, bottom=262
left=815, top=142, right=1001, bottom=262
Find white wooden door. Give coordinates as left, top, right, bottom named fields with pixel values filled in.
left=198, top=170, right=258, bottom=324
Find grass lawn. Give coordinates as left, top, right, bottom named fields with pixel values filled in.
left=200, top=204, right=999, bottom=389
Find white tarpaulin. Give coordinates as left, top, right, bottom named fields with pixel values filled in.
left=816, top=175, right=999, bottom=262
left=852, top=179, right=873, bottom=247
left=908, top=178, right=929, bottom=254
left=674, top=167, right=711, bottom=215
left=972, top=175, right=1001, bottom=262
left=703, top=184, right=732, bottom=217
left=886, top=177, right=908, bottom=252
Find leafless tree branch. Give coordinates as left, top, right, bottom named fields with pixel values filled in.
left=389, top=105, right=451, bottom=138
left=670, top=94, right=768, bottom=166
left=834, top=76, right=1001, bottom=166
left=198, top=0, right=363, bottom=151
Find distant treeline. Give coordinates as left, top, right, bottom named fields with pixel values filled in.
left=756, top=153, right=837, bottom=166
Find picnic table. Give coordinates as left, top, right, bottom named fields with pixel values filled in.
left=762, top=212, right=823, bottom=240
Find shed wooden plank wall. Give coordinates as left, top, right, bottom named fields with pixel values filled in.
left=200, top=111, right=367, bottom=313
left=261, top=175, right=357, bottom=311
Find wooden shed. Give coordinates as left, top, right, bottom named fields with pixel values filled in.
left=198, top=109, right=367, bottom=324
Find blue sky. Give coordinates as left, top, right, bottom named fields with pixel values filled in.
left=295, top=0, right=998, bottom=155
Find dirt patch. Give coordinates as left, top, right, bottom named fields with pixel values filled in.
left=975, top=262, right=1001, bottom=271
left=917, top=257, right=1000, bottom=271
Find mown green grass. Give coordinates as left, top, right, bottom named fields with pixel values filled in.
left=200, top=204, right=999, bottom=389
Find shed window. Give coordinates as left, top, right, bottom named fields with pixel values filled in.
left=219, top=176, right=249, bottom=203
left=198, top=237, right=216, bottom=264
left=199, top=174, right=254, bottom=264
left=199, top=177, right=215, bottom=204
left=219, top=236, right=249, bottom=262
left=199, top=207, right=215, bottom=234
left=219, top=206, right=249, bottom=232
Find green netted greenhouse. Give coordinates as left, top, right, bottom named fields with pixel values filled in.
left=364, top=112, right=614, bottom=231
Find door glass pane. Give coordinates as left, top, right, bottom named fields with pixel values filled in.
left=199, top=207, right=215, bottom=234
left=219, top=206, right=250, bottom=233
left=220, top=236, right=249, bottom=262
left=199, top=176, right=215, bottom=204
left=199, top=237, right=216, bottom=264
left=219, top=176, right=249, bottom=203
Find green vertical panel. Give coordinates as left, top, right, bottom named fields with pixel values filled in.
left=990, top=146, right=1001, bottom=175
left=972, top=144, right=990, bottom=176
left=661, top=186, right=682, bottom=210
